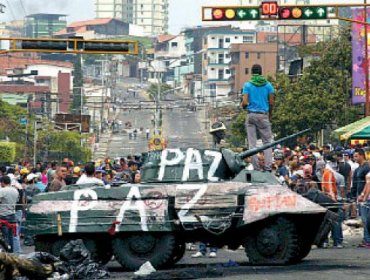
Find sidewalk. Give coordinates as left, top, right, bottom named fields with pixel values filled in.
left=92, top=108, right=120, bottom=161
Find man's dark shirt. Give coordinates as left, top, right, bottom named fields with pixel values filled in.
left=351, top=163, right=370, bottom=198
left=338, top=161, right=351, bottom=188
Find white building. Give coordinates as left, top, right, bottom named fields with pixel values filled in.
left=202, top=30, right=257, bottom=102
left=95, top=0, right=169, bottom=36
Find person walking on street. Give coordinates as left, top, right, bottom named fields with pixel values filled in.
left=146, top=128, right=150, bottom=140
left=241, top=64, right=274, bottom=171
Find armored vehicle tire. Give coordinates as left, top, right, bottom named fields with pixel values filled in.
left=35, top=238, right=113, bottom=265
left=163, top=241, right=186, bottom=268
left=172, top=242, right=186, bottom=264
left=112, top=233, right=176, bottom=271
left=245, top=217, right=299, bottom=265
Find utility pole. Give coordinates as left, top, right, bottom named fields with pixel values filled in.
left=365, top=0, right=370, bottom=116
left=33, top=120, right=37, bottom=166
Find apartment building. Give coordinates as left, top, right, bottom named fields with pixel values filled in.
left=95, top=0, right=169, bottom=36
left=24, top=14, right=67, bottom=38
left=202, top=30, right=256, bottom=101
left=229, top=43, right=278, bottom=95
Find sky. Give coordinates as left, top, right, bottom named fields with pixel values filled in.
left=0, top=0, right=365, bottom=34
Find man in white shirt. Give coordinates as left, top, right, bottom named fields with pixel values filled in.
left=76, top=163, right=104, bottom=186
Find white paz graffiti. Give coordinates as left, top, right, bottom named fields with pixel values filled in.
left=158, top=148, right=222, bottom=182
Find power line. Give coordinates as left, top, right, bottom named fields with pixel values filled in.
left=18, top=0, right=27, bottom=17
left=5, top=0, right=16, bottom=21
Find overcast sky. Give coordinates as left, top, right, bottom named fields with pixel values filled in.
left=0, top=0, right=364, bottom=34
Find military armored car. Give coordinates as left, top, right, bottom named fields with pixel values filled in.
left=26, top=130, right=334, bottom=270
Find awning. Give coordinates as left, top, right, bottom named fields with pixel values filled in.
left=333, top=116, right=370, bottom=141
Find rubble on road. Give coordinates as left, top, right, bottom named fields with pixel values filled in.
left=0, top=239, right=109, bottom=280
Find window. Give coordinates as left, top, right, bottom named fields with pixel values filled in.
left=245, top=52, right=249, bottom=59
left=245, top=68, right=249, bottom=75
left=225, top=37, right=230, bottom=43
left=225, top=54, right=230, bottom=59
left=218, top=53, right=224, bottom=64
left=218, top=69, right=224, bottom=80
left=243, top=36, right=254, bottom=43
left=171, top=42, right=178, bottom=47
left=235, top=36, right=238, bottom=39
left=257, top=52, right=261, bottom=59
left=204, top=38, right=208, bottom=45
left=203, top=53, right=207, bottom=60
left=225, top=69, right=231, bottom=74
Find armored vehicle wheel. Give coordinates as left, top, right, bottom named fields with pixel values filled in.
left=245, top=217, right=299, bottom=265
left=84, top=238, right=113, bottom=265
left=163, top=241, right=186, bottom=268
left=35, top=238, right=113, bottom=265
left=112, top=233, right=176, bottom=271
left=172, top=242, right=186, bottom=264
left=35, top=239, right=69, bottom=256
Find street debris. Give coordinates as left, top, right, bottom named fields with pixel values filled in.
left=133, top=261, right=156, bottom=276
left=0, top=239, right=109, bottom=280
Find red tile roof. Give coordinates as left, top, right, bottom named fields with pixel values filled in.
left=69, top=18, right=113, bottom=28
left=157, top=34, right=176, bottom=43
left=0, top=85, right=50, bottom=93
left=0, top=55, right=73, bottom=75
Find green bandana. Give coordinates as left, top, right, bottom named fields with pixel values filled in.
left=249, top=74, right=268, bottom=87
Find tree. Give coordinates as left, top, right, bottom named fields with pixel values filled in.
left=272, top=27, right=359, bottom=139
left=0, top=99, right=28, bottom=158
left=228, top=26, right=359, bottom=143
left=37, top=130, right=91, bottom=163
left=70, top=54, right=84, bottom=113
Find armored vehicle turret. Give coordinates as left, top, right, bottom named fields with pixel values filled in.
left=26, top=129, right=334, bottom=270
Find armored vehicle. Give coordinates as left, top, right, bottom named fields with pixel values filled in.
left=26, top=130, right=334, bottom=270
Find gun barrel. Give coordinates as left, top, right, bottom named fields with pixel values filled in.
left=238, top=128, right=311, bottom=160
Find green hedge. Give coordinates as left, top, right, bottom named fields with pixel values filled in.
left=0, top=142, right=16, bottom=163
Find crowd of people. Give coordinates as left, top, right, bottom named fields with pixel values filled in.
left=0, top=155, right=143, bottom=254
left=1, top=143, right=370, bottom=259
left=247, top=143, right=370, bottom=250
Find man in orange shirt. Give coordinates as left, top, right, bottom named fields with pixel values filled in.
left=320, top=154, right=345, bottom=248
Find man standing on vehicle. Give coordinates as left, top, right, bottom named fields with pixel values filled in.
left=241, top=65, right=274, bottom=171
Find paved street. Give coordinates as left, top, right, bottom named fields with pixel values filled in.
left=104, top=236, right=369, bottom=280
left=106, top=81, right=212, bottom=158
left=162, top=93, right=212, bottom=150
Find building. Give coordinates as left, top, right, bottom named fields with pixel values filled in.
left=24, top=14, right=67, bottom=38
left=0, top=54, right=73, bottom=115
left=94, top=0, right=169, bottom=36
left=202, top=30, right=257, bottom=101
left=0, top=20, right=24, bottom=37
left=229, top=43, right=278, bottom=95
left=55, top=18, right=130, bottom=39
left=0, top=84, right=51, bottom=115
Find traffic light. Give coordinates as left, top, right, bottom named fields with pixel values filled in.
left=0, top=38, right=138, bottom=54
left=202, top=3, right=329, bottom=21
left=279, top=6, right=327, bottom=20
left=203, top=7, right=260, bottom=21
